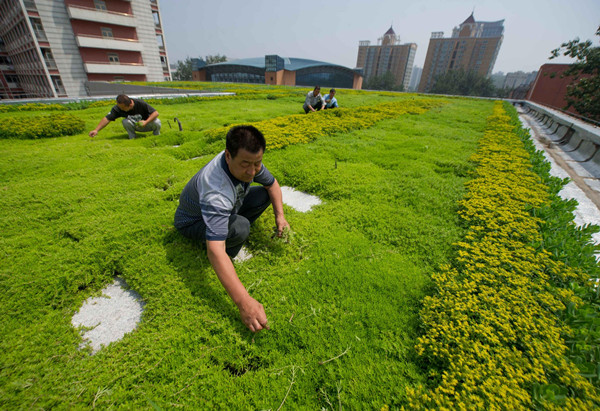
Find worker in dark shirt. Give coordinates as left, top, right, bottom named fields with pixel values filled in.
left=89, top=94, right=161, bottom=139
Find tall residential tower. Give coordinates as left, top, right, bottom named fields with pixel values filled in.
left=356, top=27, right=417, bottom=90
left=0, top=0, right=170, bottom=99
left=418, top=13, right=503, bottom=93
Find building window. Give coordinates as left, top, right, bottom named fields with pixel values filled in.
left=51, top=76, right=66, bottom=95
left=101, top=27, right=113, bottom=38
left=30, top=18, right=47, bottom=41
left=108, top=53, right=119, bottom=64
left=94, top=0, right=107, bottom=10
left=42, top=49, right=57, bottom=69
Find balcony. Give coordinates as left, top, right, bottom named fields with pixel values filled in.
left=67, top=5, right=135, bottom=27
left=84, top=61, right=148, bottom=75
left=75, top=34, right=143, bottom=51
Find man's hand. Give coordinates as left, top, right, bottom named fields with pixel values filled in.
left=89, top=117, right=110, bottom=138
left=237, top=295, right=269, bottom=333
left=275, top=214, right=290, bottom=237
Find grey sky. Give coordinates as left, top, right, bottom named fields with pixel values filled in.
left=160, top=0, right=599, bottom=74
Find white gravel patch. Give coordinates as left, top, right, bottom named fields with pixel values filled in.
left=281, top=186, right=322, bottom=212
left=71, top=278, right=144, bottom=354
left=233, top=246, right=253, bottom=263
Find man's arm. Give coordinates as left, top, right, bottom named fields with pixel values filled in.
left=305, top=93, right=316, bottom=112
left=206, top=240, right=269, bottom=332
left=142, top=110, right=159, bottom=127
left=89, top=117, right=111, bottom=138
left=317, top=95, right=324, bottom=110
left=265, top=178, right=290, bottom=236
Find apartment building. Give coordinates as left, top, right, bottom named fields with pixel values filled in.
left=356, top=27, right=417, bottom=90
left=418, top=13, right=504, bottom=93
left=0, top=0, right=170, bottom=99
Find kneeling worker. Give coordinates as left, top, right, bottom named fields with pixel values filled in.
left=303, top=85, right=324, bottom=113
left=323, top=88, right=338, bottom=109
left=89, top=94, right=161, bottom=139
left=174, top=125, right=290, bottom=332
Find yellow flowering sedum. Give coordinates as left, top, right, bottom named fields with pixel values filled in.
left=406, top=103, right=600, bottom=410
left=203, top=98, right=442, bottom=151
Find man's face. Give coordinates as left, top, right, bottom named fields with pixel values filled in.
left=225, top=148, right=263, bottom=183
left=330, top=90, right=335, bottom=97
left=117, top=101, right=133, bottom=112
left=313, top=87, right=320, bottom=95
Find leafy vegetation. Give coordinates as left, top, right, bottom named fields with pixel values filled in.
left=0, top=84, right=598, bottom=408
left=430, top=68, right=497, bottom=97
left=173, top=55, right=228, bottom=81
left=510, top=104, right=600, bottom=397
left=363, top=71, right=405, bottom=91
left=407, top=102, right=600, bottom=409
left=172, top=57, right=193, bottom=81
left=550, top=25, right=600, bottom=122
left=0, top=113, right=84, bottom=139
left=201, top=98, right=443, bottom=151
left=204, top=54, right=228, bottom=65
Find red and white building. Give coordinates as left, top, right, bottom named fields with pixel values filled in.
left=0, top=0, right=170, bottom=99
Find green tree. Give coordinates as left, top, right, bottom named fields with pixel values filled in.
left=364, top=71, right=404, bottom=91
left=205, top=54, right=227, bottom=64
left=550, top=26, right=600, bottom=122
left=430, top=69, right=496, bottom=97
left=173, top=57, right=192, bottom=81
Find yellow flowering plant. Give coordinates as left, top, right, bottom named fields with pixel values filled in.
left=406, top=102, right=600, bottom=410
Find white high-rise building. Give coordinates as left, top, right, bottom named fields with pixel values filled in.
left=0, top=0, right=171, bottom=99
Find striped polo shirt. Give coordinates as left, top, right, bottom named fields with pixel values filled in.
left=174, top=151, right=274, bottom=241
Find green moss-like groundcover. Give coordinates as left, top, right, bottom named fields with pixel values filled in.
left=0, top=88, right=595, bottom=408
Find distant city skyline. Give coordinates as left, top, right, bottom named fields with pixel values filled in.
left=160, top=0, right=598, bottom=75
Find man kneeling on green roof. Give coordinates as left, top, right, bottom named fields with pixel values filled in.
left=89, top=94, right=161, bottom=139
left=174, top=125, right=290, bottom=332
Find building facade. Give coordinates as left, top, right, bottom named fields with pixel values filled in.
left=418, top=13, right=503, bottom=93
left=408, top=66, right=422, bottom=91
left=355, top=27, right=417, bottom=90
left=193, top=55, right=363, bottom=90
left=502, top=71, right=537, bottom=90
left=526, top=63, right=593, bottom=118
left=0, top=0, right=170, bottom=99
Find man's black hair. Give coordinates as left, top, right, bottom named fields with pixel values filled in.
left=116, top=94, right=131, bottom=105
left=226, top=125, right=266, bottom=158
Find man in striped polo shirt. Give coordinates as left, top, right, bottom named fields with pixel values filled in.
left=174, top=125, right=290, bottom=333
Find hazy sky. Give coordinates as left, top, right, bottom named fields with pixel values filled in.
left=160, top=0, right=599, bottom=74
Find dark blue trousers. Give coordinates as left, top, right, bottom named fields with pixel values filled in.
left=177, top=186, right=271, bottom=257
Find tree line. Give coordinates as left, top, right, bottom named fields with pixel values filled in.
left=172, top=55, right=227, bottom=81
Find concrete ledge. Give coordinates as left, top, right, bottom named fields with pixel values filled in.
left=515, top=101, right=600, bottom=177
left=518, top=101, right=600, bottom=144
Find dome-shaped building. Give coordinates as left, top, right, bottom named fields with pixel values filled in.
left=192, top=55, right=363, bottom=89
